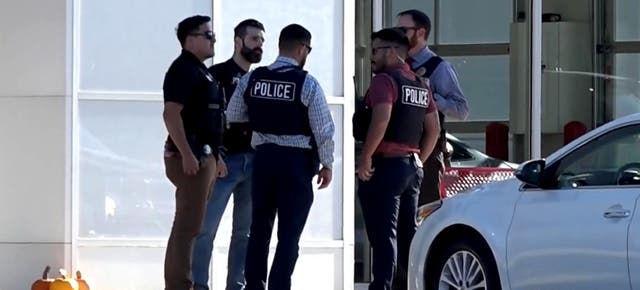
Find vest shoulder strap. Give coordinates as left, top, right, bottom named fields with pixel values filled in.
left=419, top=56, right=443, bottom=78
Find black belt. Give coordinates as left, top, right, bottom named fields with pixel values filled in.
left=373, top=153, right=413, bottom=159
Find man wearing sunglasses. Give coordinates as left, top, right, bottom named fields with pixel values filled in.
left=355, top=27, right=440, bottom=290
left=226, top=23, right=334, bottom=290
left=162, top=15, right=226, bottom=290
left=397, top=10, right=469, bottom=207
left=192, top=19, right=265, bottom=290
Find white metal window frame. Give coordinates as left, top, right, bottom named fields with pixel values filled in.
left=68, top=0, right=355, bottom=289
left=600, top=0, right=640, bottom=123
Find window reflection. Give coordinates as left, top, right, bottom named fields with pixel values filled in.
left=78, top=100, right=171, bottom=238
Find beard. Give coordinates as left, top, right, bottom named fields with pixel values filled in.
left=371, top=58, right=385, bottom=74
left=371, top=62, right=383, bottom=74
left=240, top=42, right=262, bottom=63
left=299, top=55, right=308, bottom=69
left=409, top=34, right=420, bottom=50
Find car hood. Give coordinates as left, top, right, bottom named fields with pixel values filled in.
left=480, top=157, right=519, bottom=169
left=443, top=177, right=523, bottom=209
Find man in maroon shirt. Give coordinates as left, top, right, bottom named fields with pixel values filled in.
left=355, top=28, right=440, bottom=290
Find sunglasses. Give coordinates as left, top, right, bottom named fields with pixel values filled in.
left=191, top=31, right=215, bottom=41
left=395, top=26, right=421, bottom=34
left=301, top=43, right=312, bottom=53
left=371, top=46, right=396, bottom=54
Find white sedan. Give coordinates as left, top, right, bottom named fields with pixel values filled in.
left=409, top=112, right=640, bottom=290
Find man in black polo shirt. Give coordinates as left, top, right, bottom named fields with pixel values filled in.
left=192, top=19, right=265, bottom=290
left=162, top=15, right=226, bottom=290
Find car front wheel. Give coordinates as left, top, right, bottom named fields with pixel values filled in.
left=427, top=238, right=501, bottom=290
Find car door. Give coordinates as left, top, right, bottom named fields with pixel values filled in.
left=507, top=124, right=640, bottom=290
left=627, top=183, right=640, bottom=289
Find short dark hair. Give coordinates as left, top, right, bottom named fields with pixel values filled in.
left=234, top=19, right=265, bottom=38
left=278, top=24, right=311, bottom=51
left=371, top=27, right=410, bottom=56
left=176, top=15, right=211, bottom=46
left=397, top=9, right=432, bottom=39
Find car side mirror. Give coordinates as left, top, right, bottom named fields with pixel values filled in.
left=515, top=159, right=546, bottom=188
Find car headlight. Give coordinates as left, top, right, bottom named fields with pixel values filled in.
left=417, top=200, right=442, bottom=224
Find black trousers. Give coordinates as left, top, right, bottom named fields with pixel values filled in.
left=358, top=155, right=423, bottom=290
left=418, top=151, right=445, bottom=206
left=244, top=144, right=317, bottom=290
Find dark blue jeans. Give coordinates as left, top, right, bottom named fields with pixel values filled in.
left=358, top=155, right=423, bottom=290
left=244, top=145, right=317, bottom=290
left=192, top=152, right=254, bottom=290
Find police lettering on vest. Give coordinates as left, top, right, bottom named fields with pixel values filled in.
left=250, top=79, right=296, bottom=101
left=401, top=85, right=430, bottom=108
left=243, top=66, right=311, bottom=137
left=381, top=71, right=431, bottom=148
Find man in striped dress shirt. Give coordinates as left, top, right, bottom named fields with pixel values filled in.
left=225, top=23, right=335, bottom=290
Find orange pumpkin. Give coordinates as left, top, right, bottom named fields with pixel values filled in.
left=50, top=269, right=79, bottom=290
left=30, top=265, right=53, bottom=290
left=75, top=270, right=90, bottom=290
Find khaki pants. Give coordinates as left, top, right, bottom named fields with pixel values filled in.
left=164, top=155, right=217, bottom=290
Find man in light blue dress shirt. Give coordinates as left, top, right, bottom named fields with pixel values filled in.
left=397, top=10, right=470, bottom=206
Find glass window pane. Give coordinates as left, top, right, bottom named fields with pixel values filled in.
left=78, top=100, right=173, bottom=238
left=216, top=1, right=343, bottom=96
left=615, top=0, right=640, bottom=41
left=77, top=246, right=165, bottom=290
left=446, top=55, right=509, bottom=121
left=78, top=102, right=344, bottom=240
left=210, top=105, right=343, bottom=242
left=554, top=125, right=640, bottom=188
left=389, top=0, right=434, bottom=45
left=439, top=0, right=512, bottom=44
left=79, top=0, right=211, bottom=91
left=78, top=246, right=342, bottom=290
left=303, top=104, right=343, bottom=240
left=613, top=53, right=640, bottom=118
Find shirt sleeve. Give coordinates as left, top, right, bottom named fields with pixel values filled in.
left=366, top=74, right=397, bottom=108
left=226, top=72, right=251, bottom=123
left=430, top=62, right=469, bottom=120
left=301, top=74, right=335, bottom=169
left=163, top=64, right=196, bottom=104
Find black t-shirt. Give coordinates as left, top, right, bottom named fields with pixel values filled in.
left=209, top=58, right=253, bottom=154
left=163, top=50, right=224, bottom=157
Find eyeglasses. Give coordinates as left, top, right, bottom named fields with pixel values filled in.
left=301, top=43, right=312, bottom=53
left=191, top=31, right=215, bottom=41
left=396, top=26, right=419, bottom=34
left=371, top=46, right=396, bottom=55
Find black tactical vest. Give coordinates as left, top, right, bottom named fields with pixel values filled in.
left=243, top=66, right=312, bottom=136
left=384, top=71, right=430, bottom=147
left=414, top=56, right=448, bottom=158
left=193, top=67, right=224, bottom=147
